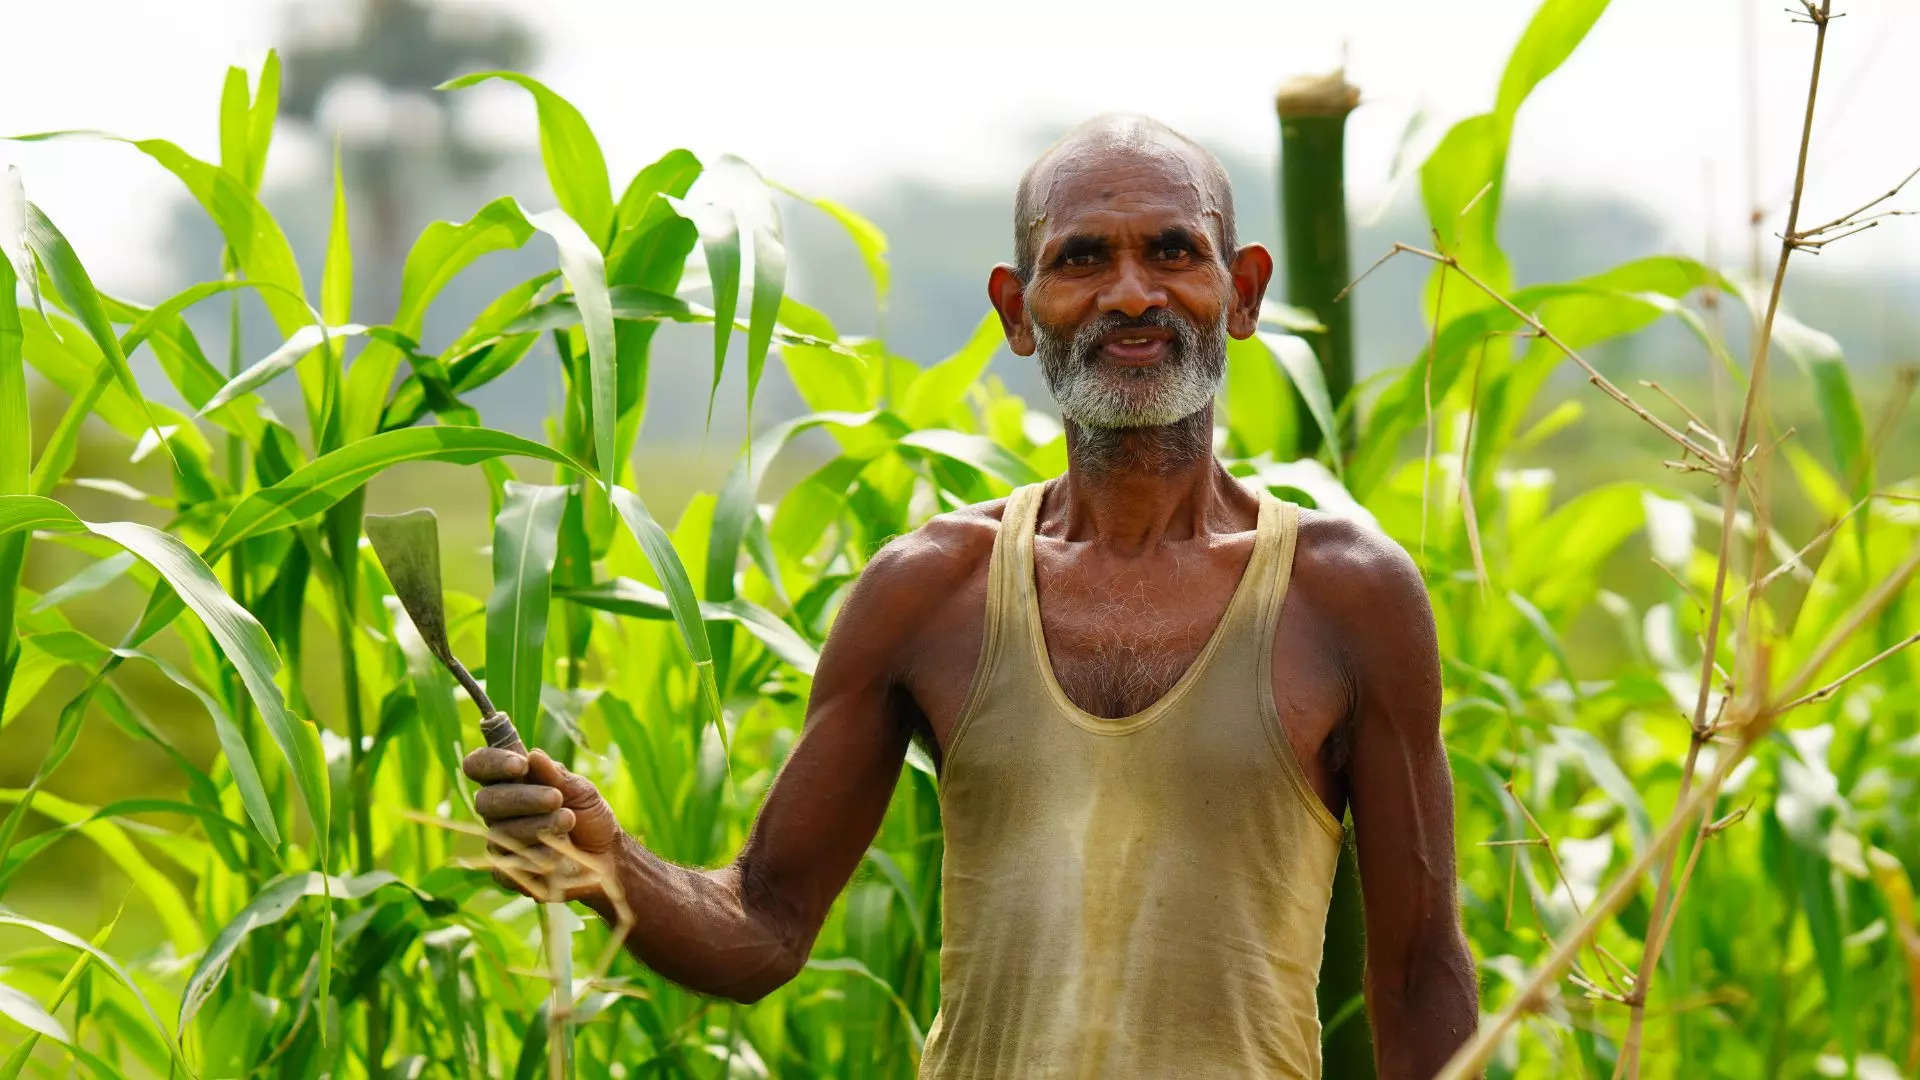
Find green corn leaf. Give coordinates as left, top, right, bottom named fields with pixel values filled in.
left=439, top=72, right=614, bottom=249
left=608, top=486, right=724, bottom=750
left=198, top=322, right=367, bottom=416
left=202, top=426, right=588, bottom=558
left=0, top=683, right=89, bottom=880
left=0, top=166, right=34, bottom=318
left=31, top=553, right=132, bottom=614
left=17, top=312, right=217, bottom=499
left=745, top=221, right=786, bottom=433
left=774, top=179, right=890, bottom=313
left=561, top=578, right=819, bottom=676
left=1496, top=0, right=1614, bottom=121
left=218, top=65, right=251, bottom=190
left=323, top=140, right=352, bottom=327
left=179, top=870, right=451, bottom=1031
left=340, top=197, right=535, bottom=440
left=1417, top=0, right=1611, bottom=319
left=1550, top=726, right=1651, bottom=850
left=0, top=912, right=118, bottom=1080
left=804, top=956, right=926, bottom=1053
left=487, top=483, right=570, bottom=743
left=524, top=205, right=620, bottom=492
left=6, top=610, right=280, bottom=849
left=504, top=282, right=855, bottom=362
left=718, top=156, right=788, bottom=433
left=1224, top=334, right=1294, bottom=458
left=8, top=132, right=309, bottom=335
left=665, top=193, right=740, bottom=427
left=246, top=51, right=279, bottom=192
left=0, top=978, right=69, bottom=1049
left=0, top=908, right=190, bottom=1076
left=0, top=176, right=24, bottom=722
left=22, top=203, right=178, bottom=475
left=113, top=644, right=279, bottom=849
left=707, top=410, right=897, bottom=617
left=0, top=496, right=327, bottom=858
left=1771, top=309, right=1872, bottom=502
left=0, top=788, right=202, bottom=949
left=1, top=175, right=27, bottom=493
left=900, top=310, right=1000, bottom=428
left=896, top=428, right=1044, bottom=487
left=1257, top=331, right=1342, bottom=481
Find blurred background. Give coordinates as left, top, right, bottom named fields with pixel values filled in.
left=2, top=8, right=1918, bottom=1072
left=3, top=0, right=1915, bottom=518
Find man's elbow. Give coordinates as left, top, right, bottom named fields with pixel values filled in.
left=1365, top=931, right=1478, bottom=1035
left=711, top=942, right=807, bottom=1005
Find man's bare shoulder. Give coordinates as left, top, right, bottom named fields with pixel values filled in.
left=1290, top=506, right=1431, bottom=634
left=859, top=497, right=1008, bottom=599
left=830, top=495, right=1011, bottom=647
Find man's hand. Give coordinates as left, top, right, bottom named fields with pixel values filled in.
left=463, top=747, right=629, bottom=910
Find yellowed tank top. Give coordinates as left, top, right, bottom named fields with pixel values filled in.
left=919, top=480, right=1344, bottom=1079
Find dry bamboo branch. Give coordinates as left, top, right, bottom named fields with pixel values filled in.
left=1355, top=243, right=1726, bottom=467
left=1434, top=733, right=1755, bottom=1080
left=1618, top=5, right=1838, bottom=1072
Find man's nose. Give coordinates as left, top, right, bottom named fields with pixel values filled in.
left=1096, top=256, right=1166, bottom=319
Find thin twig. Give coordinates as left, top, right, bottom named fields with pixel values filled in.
left=1358, top=244, right=1726, bottom=468
left=1506, top=783, right=1634, bottom=995
left=1422, top=245, right=1446, bottom=561
left=1774, top=627, right=1920, bottom=713
left=1744, top=495, right=1869, bottom=598
left=1795, top=164, right=1917, bottom=237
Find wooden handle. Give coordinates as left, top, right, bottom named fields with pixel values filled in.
left=480, top=711, right=527, bottom=755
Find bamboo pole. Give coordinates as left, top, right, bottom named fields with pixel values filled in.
left=1276, top=70, right=1361, bottom=456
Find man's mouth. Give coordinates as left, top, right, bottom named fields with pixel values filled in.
left=1095, top=330, right=1173, bottom=366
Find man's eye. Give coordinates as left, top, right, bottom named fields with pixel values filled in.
left=1064, top=253, right=1096, bottom=266
left=1157, top=245, right=1191, bottom=260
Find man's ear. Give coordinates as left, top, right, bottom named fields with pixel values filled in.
left=1225, top=242, right=1274, bottom=340
left=987, top=264, right=1035, bottom=356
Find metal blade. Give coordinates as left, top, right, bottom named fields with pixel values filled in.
left=365, top=509, right=452, bottom=666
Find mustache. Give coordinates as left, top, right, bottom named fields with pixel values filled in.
left=1068, top=308, right=1198, bottom=364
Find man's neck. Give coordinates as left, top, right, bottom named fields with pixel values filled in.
left=1051, top=405, right=1250, bottom=556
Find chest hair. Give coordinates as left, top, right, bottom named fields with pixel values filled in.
left=1040, top=574, right=1216, bottom=719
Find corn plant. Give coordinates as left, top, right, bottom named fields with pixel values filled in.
left=2, top=1, right=1917, bottom=1077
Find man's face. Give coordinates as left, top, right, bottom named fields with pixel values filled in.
left=989, top=149, right=1266, bottom=430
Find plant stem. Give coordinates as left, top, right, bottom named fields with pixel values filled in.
left=327, top=504, right=385, bottom=1070
left=1617, top=6, right=1833, bottom=1073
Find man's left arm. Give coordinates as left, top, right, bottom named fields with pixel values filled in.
left=1338, top=534, right=1478, bottom=1078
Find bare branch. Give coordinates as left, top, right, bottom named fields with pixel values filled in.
left=1774, top=627, right=1920, bottom=713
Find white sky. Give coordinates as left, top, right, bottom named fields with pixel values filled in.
left=2, top=0, right=1916, bottom=297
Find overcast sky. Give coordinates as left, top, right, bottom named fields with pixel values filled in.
left=3, top=0, right=1915, bottom=298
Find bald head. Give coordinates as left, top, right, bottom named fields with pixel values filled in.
left=1012, top=114, right=1238, bottom=280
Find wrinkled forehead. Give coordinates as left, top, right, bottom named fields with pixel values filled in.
left=1030, top=143, right=1222, bottom=249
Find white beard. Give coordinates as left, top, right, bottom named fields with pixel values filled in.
left=1033, top=305, right=1227, bottom=430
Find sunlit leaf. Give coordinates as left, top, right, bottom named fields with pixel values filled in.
left=487, top=483, right=569, bottom=742
left=439, top=72, right=614, bottom=248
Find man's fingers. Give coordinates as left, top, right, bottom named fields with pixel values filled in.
left=526, top=749, right=599, bottom=808
left=463, top=747, right=528, bottom=784
left=488, top=809, right=577, bottom=847
left=474, top=783, right=563, bottom=820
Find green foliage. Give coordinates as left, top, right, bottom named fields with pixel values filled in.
left=1, top=10, right=1917, bottom=1080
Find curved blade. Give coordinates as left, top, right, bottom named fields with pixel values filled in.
left=365, top=509, right=451, bottom=666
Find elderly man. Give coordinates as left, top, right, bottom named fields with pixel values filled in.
left=463, top=114, right=1477, bottom=1078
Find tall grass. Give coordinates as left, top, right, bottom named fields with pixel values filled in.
left=1, top=0, right=1917, bottom=1076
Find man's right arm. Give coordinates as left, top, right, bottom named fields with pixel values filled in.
left=463, top=530, right=953, bottom=1004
